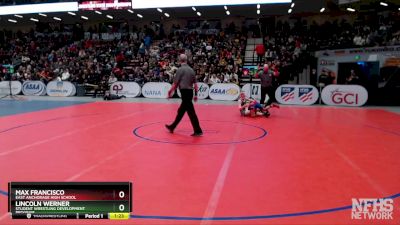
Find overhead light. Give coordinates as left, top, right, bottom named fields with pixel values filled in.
left=288, top=8, right=292, bottom=13
left=39, top=13, right=47, bottom=17
left=224, top=6, right=227, bottom=10
left=0, top=2, right=78, bottom=16
left=68, top=12, right=76, bottom=16
left=14, top=14, right=23, bottom=18
left=108, top=25, right=113, bottom=28
left=106, top=15, right=113, bottom=19
left=95, top=10, right=102, bottom=15
left=226, top=10, right=230, bottom=15
left=8, top=19, right=17, bottom=23
left=30, top=18, right=39, bottom=22
left=192, top=7, right=196, bottom=11
left=53, top=17, right=61, bottom=21
left=257, top=4, right=260, bottom=9
left=157, top=8, right=162, bottom=12
left=81, top=15, right=88, bottom=20
left=257, top=9, right=260, bottom=14
left=320, top=7, right=325, bottom=12
left=197, top=11, right=201, bottom=16
left=346, top=7, right=355, bottom=12
left=137, top=14, right=143, bottom=18
left=291, top=3, right=295, bottom=8
left=379, top=2, right=388, bottom=6
left=164, top=12, right=170, bottom=17
left=128, top=9, right=134, bottom=13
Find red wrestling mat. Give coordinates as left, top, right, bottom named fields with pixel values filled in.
left=0, top=101, right=399, bottom=225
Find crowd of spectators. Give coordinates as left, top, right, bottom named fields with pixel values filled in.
left=0, top=25, right=245, bottom=89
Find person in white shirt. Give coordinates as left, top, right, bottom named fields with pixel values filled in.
left=231, top=72, right=239, bottom=84
left=61, top=69, right=70, bottom=81
left=209, top=74, right=221, bottom=84
left=223, top=72, right=232, bottom=83
left=108, top=74, right=118, bottom=85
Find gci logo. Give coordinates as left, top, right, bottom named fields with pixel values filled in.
left=332, top=91, right=359, bottom=105
left=321, top=85, right=368, bottom=107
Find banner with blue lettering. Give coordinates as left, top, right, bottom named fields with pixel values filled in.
left=142, top=82, right=172, bottom=99
left=22, top=81, right=47, bottom=96
left=209, top=83, right=240, bottom=101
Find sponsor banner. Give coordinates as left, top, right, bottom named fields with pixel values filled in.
left=22, top=81, right=46, bottom=96
left=177, top=82, right=210, bottom=99
left=0, top=81, right=22, bottom=95
left=46, top=81, right=76, bottom=97
left=316, top=46, right=400, bottom=57
left=275, top=85, right=319, bottom=105
left=142, top=82, right=172, bottom=99
left=78, top=0, right=131, bottom=10
left=241, top=83, right=261, bottom=100
left=101, top=33, right=122, bottom=40
left=209, top=83, right=240, bottom=101
left=110, top=82, right=141, bottom=98
left=205, top=29, right=219, bottom=35
left=321, top=85, right=368, bottom=107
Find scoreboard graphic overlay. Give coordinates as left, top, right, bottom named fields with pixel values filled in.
left=8, top=182, right=132, bottom=220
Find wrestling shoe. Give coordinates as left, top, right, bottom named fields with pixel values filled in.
left=191, top=132, right=203, bottom=137
left=264, top=111, right=271, bottom=118
left=165, top=124, right=174, bottom=133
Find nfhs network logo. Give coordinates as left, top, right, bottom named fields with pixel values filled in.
left=351, top=198, right=394, bottom=220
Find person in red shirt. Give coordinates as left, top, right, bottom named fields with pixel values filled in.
left=255, top=44, right=265, bottom=65
left=84, top=39, right=93, bottom=49
left=116, top=51, right=125, bottom=69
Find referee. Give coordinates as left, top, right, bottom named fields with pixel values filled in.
left=166, top=54, right=203, bottom=136
left=259, top=64, right=274, bottom=105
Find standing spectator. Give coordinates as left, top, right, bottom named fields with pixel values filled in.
left=318, top=68, right=334, bottom=86
left=346, top=69, right=359, bottom=84
left=144, top=35, right=152, bottom=50
left=255, top=43, right=265, bottom=65
left=116, top=51, right=125, bottom=69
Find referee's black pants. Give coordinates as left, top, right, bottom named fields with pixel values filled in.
left=261, top=86, right=274, bottom=105
left=170, top=89, right=202, bottom=133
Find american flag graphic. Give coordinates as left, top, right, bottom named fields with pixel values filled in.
left=281, top=87, right=295, bottom=102
left=299, top=88, right=314, bottom=102
left=299, top=92, right=313, bottom=102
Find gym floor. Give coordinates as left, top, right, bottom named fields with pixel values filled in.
left=0, top=96, right=399, bottom=225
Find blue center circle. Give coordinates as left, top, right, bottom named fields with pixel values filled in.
left=132, top=120, right=268, bottom=145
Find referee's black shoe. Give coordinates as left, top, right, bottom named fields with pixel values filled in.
left=165, top=124, right=174, bottom=133
left=191, top=132, right=203, bottom=137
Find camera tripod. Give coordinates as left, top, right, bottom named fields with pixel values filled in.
left=0, top=75, right=21, bottom=100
